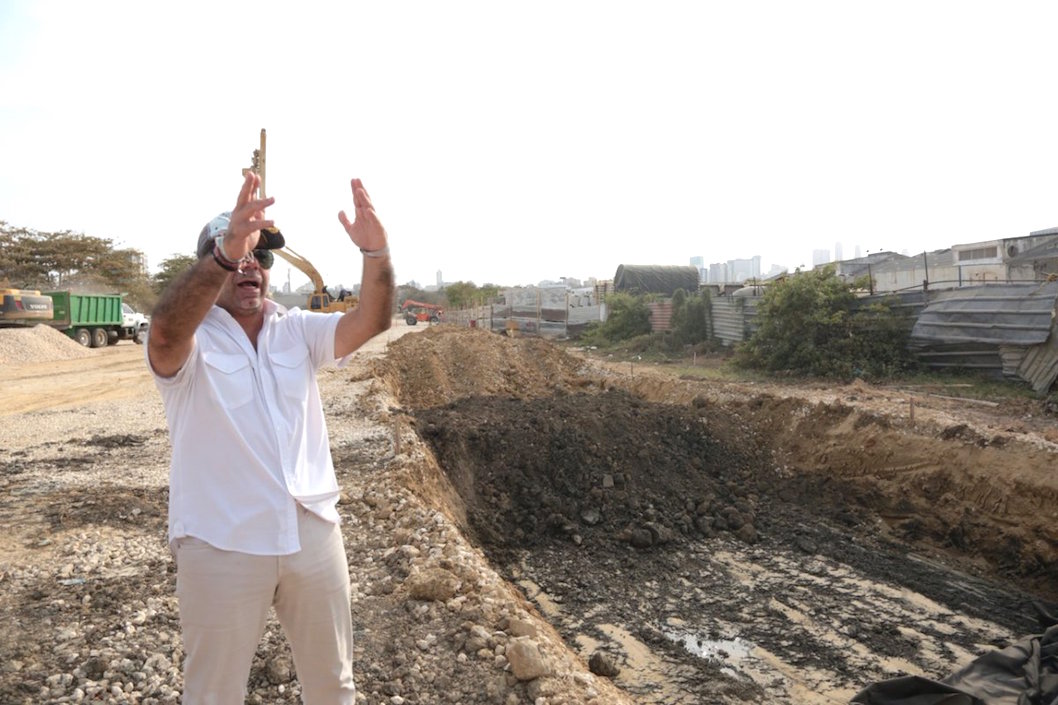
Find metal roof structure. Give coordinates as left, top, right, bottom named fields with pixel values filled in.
left=910, top=282, right=1058, bottom=347
left=910, top=282, right=1058, bottom=393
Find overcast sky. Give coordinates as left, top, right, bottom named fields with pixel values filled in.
left=2, top=1, right=1057, bottom=291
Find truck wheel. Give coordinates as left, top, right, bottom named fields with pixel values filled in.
left=429, top=315, right=440, bottom=323
left=91, top=328, right=108, bottom=348
left=134, top=328, right=147, bottom=344
left=405, top=315, right=418, bottom=326
left=74, top=328, right=91, bottom=347
left=107, top=331, right=120, bottom=346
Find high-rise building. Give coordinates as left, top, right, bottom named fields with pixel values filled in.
left=690, top=256, right=705, bottom=282
left=708, top=262, right=726, bottom=283
left=728, top=257, right=761, bottom=283
left=834, top=242, right=843, bottom=262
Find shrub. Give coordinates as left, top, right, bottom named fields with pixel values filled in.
left=580, top=293, right=652, bottom=345
left=735, top=267, right=915, bottom=378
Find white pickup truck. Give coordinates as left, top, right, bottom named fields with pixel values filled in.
left=121, top=302, right=150, bottom=344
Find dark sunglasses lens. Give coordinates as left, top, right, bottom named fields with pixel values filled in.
left=253, top=249, right=274, bottom=269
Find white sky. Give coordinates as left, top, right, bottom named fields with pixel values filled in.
left=2, top=1, right=1058, bottom=291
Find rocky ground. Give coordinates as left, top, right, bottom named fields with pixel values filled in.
left=0, top=323, right=1055, bottom=704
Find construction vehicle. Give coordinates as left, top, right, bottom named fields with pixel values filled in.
left=0, top=289, right=149, bottom=346
left=0, top=285, right=54, bottom=323
left=401, top=299, right=444, bottom=325
left=243, top=129, right=357, bottom=314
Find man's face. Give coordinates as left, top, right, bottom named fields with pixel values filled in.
left=215, top=255, right=270, bottom=318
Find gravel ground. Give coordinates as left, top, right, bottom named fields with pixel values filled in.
left=0, top=324, right=630, bottom=705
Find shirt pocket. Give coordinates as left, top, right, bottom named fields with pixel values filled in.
left=269, top=345, right=311, bottom=402
left=201, top=351, right=254, bottom=409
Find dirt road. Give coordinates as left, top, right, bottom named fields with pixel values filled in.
left=1, top=323, right=1055, bottom=704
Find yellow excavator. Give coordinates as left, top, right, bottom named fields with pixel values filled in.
left=0, top=280, right=54, bottom=323
left=244, top=129, right=357, bottom=313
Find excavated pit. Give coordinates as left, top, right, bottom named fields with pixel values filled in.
left=378, top=326, right=1058, bottom=703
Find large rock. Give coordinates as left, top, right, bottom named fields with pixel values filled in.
left=405, top=567, right=462, bottom=602
left=505, top=637, right=551, bottom=681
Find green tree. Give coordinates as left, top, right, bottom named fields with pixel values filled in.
left=672, top=289, right=712, bottom=346
left=0, top=223, right=43, bottom=286
left=153, top=254, right=197, bottom=297
left=35, top=231, right=113, bottom=286
left=581, top=292, right=652, bottom=344
left=441, top=281, right=501, bottom=308
left=736, top=267, right=914, bottom=378
left=1, top=222, right=152, bottom=295
left=477, top=283, right=501, bottom=305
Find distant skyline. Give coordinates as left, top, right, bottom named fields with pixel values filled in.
left=2, top=2, right=1057, bottom=290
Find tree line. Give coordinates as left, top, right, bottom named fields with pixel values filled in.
left=2, top=221, right=503, bottom=315
left=0, top=222, right=193, bottom=312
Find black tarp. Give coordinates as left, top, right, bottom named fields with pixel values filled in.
left=613, top=265, right=700, bottom=296
left=852, top=607, right=1058, bottom=705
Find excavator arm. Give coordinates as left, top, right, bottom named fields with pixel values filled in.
left=243, top=129, right=356, bottom=312
left=274, top=247, right=326, bottom=295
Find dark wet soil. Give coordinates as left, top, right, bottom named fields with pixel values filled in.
left=412, top=385, right=1049, bottom=700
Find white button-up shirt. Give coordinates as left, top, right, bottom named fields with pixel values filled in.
left=149, top=300, right=346, bottom=555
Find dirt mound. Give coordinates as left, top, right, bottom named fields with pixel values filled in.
left=0, top=325, right=93, bottom=364
left=377, top=325, right=591, bottom=408
left=413, top=389, right=765, bottom=552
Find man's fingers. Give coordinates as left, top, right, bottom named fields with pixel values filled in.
left=232, top=218, right=274, bottom=235
left=245, top=196, right=275, bottom=213
left=350, top=178, right=375, bottom=211
left=236, top=171, right=258, bottom=206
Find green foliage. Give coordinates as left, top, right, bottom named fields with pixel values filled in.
left=442, top=281, right=500, bottom=309
left=735, top=267, right=916, bottom=378
left=579, top=292, right=652, bottom=345
left=0, top=222, right=154, bottom=310
left=669, top=288, right=712, bottom=346
left=152, top=254, right=197, bottom=297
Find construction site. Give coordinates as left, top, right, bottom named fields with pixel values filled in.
left=0, top=321, right=1055, bottom=704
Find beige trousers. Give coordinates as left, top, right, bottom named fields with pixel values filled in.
left=174, top=506, right=356, bottom=705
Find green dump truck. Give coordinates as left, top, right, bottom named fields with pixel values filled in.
left=0, top=290, right=149, bottom=347
left=44, top=291, right=150, bottom=347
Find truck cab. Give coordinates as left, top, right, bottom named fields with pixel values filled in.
left=121, top=302, right=150, bottom=344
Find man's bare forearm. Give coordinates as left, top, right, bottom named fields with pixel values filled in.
left=148, top=258, right=227, bottom=375
left=360, top=256, right=395, bottom=334
left=334, top=255, right=394, bottom=358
